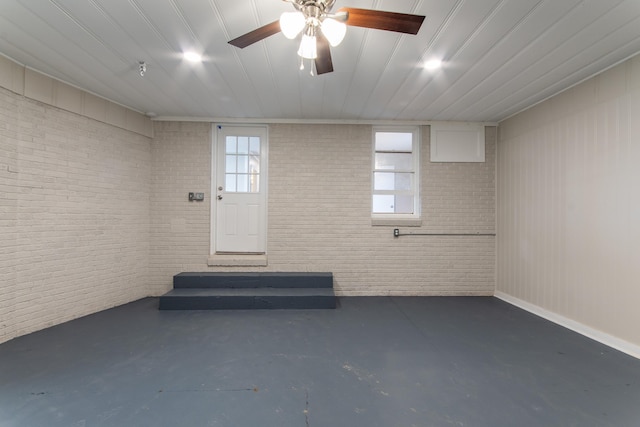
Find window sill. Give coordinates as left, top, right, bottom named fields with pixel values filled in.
left=207, top=253, right=268, bottom=267
left=371, top=218, right=422, bottom=227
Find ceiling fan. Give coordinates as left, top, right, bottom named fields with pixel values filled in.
left=228, top=0, right=425, bottom=75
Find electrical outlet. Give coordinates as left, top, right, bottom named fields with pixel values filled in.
left=188, top=192, right=194, bottom=201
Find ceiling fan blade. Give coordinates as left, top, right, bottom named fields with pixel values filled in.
left=338, top=7, right=425, bottom=35
left=228, top=20, right=281, bottom=48
left=315, top=32, right=334, bottom=75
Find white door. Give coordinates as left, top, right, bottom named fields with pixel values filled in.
left=214, top=125, right=267, bottom=253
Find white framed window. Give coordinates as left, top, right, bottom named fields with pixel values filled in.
left=372, top=126, right=420, bottom=219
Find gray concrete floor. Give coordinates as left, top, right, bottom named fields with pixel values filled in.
left=1, top=297, right=639, bottom=427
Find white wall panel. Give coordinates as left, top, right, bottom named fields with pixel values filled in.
left=497, top=54, right=640, bottom=349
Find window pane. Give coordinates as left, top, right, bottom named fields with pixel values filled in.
left=374, top=172, right=395, bottom=191
left=372, top=195, right=414, bottom=214
left=394, top=195, right=414, bottom=214
left=237, top=137, right=249, bottom=154
left=237, top=155, right=249, bottom=173
left=225, top=155, right=236, bottom=173
left=226, top=137, right=236, bottom=154
left=394, top=173, right=412, bottom=191
left=372, top=195, right=395, bottom=213
left=374, top=172, right=412, bottom=191
left=249, top=138, right=260, bottom=155
left=237, top=174, right=248, bottom=192
left=249, top=155, right=260, bottom=173
left=372, top=127, right=419, bottom=217
left=225, top=174, right=236, bottom=192
left=249, top=174, right=260, bottom=192
left=375, top=153, right=412, bottom=170
left=375, top=132, right=412, bottom=152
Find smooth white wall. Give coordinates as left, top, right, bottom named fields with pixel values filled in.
left=497, top=55, right=640, bottom=349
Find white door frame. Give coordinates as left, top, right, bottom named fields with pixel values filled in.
left=210, top=124, right=268, bottom=255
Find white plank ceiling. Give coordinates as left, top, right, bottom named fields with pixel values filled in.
left=0, top=0, right=639, bottom=122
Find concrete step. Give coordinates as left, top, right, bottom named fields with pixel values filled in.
left=158, top=287, right=336, bottom=310
left=173, top=272, right=334, bottom=289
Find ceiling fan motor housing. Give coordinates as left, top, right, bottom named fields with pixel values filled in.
left=291, top=0, right=336, bottom=14
left=291, top=0, right=339, bottom=23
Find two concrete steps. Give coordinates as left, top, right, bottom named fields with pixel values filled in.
left=159, top=272, right=336, bottom=310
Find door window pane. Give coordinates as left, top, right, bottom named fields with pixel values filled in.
left=249, top=174, right=259, bottom=192
left=226, top=155, right=236, bottom=173
left=237, top=155, right=249, bottom=173
left=238, top=137, right=249, bottom=154
left=237, top=174, right=248, bottom=192
left=249, top=138, right=260, bottom=155
left=226, top=137, right=236, bottom=154
left=250, top=155, right=260, bottom=173
left=225, top=174, right=236, bottom=192
left=224, top=135, right=261, bottom=193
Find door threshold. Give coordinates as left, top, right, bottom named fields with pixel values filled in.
left=208, top=253, right=268, bottom=267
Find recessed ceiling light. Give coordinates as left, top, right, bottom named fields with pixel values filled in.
left=424, top=59, right=442, bottom=71
left=183, top=51, right=202, bottom=63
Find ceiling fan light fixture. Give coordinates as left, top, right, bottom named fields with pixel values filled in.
left=321, top=17, right=346, bottom=47
left=298, top=33, right=317, bottom=59
left=280, top=11, right=306, bottom=39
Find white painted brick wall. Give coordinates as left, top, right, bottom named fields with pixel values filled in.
left=149, top=122, right=495, bottom=296
left=0, top=87, right=20, bottom=342
left=1, top=74, right=495, bottom=344
left=150, top=121, right=212, bottom=280
left=1, top=56, right=494, bottom=342
left=0, top=86, right=151, bottom=344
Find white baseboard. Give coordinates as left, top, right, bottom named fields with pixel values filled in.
left=494, top=291, right=640, bottom=360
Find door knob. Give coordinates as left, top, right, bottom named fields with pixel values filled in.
left=217, top=195, right=223, bottom=200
